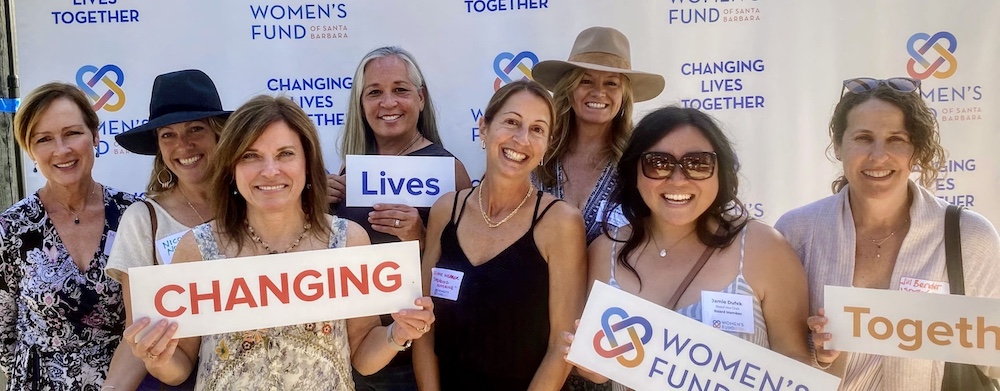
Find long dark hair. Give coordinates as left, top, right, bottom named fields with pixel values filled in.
left=603, top=106, right=747, bottom=285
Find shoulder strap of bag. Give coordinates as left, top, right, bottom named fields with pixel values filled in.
left=667, top=245, right=718, bottom=310
left=944, top=205, right=964, bottom=295
left=143, top=201, right=159, bottom=266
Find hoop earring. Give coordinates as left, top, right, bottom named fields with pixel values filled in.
left=480, top=140, right=485, bottom=149
left=156, top=168, right=175, bottom=188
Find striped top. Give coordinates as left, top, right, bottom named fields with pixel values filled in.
left=608, top=225, right=769, bottom=345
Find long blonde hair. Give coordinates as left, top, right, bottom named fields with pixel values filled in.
left=536, top=68, right=634, bottom=188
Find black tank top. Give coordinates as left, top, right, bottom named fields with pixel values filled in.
left=433, top=188, right=561, bottom=391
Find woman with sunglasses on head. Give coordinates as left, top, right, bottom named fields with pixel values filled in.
left=102, top=69, right=230, bottom=391
left=570, top=106, right=812, bottom=388
left=329, top=45, right=473, bottom=391
left=532, top=26, right=665, bottom=245
left=775, top=77, right=1000, bottom=389
left=413, top=80, right=587, bottom=390
left=120, top=95, right=435, bottom=389
left=0, top=83, right=138, bottom=390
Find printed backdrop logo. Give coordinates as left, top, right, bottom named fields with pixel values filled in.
left=76, top=65, right=125, bottom=112
left=493, top=51, right=538, bottom=91
left=592, top=307, right=652, bottom=368
left=906, top=32, right=957, bottom=80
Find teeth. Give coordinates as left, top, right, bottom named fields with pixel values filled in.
left=863, top=170, right=892, bottom=178
left=380, top=114, right=401, bottom=121
left=503, top=148, right=526, bottom=162
left=586, top=102, right=608, bottom=109
left=663, top=193, right=693, bottom=202
left=257, top=185, right=286, bottom=191
left=178, top=156, right=201, bottom=166
left=54, top=161, right=76, bottom=168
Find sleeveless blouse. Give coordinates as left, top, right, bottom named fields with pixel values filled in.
left=191, top=217, right=354, bottom=391
left=432, top=189, right=561, bottom=391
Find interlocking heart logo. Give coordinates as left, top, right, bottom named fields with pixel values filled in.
left=906, top=32, right=957, bottom=80
left=76, top=64, right=126, bottom=112
left=493, top=51, right=538, bottom=91
left=592, top=307, right=653, bottom=368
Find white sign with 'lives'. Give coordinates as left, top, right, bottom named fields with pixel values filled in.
left=345, top=155, right=456, bottom=207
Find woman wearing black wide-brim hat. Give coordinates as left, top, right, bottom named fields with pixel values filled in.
left=103, top=69, right=230, bottom=391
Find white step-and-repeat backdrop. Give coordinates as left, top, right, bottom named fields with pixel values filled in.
left=12, top=0, right=998, bottom=225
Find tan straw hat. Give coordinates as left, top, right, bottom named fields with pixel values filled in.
left=532, top=26, right=665, bottom=102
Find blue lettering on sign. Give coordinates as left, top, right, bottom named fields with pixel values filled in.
left=249, top=4, right=348, bottom=19
left=362, top=171, right=441, bottom=196
left=251, top=24, right=307, bottom=39
left=668, top=8, right=720, bottom=24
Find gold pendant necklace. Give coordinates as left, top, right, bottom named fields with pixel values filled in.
left=477, top=180, right=533, bottom=228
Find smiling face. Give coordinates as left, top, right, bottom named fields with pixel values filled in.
left=361, top=55, right=425, bottom=142
left=571, top=69, right=625, bottom=127
left=28, top=98, right=99, bottom=187
left=234, top=121, right=306, bottom=213
left=157, top=120, right=219, bottom=186
left=836, top=98, right=914, bottom=201
left=637, top=125, right=718, bottom=229
left=479, top=90, right=552, bottom=180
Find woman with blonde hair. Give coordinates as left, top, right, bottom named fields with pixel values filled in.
left=103, top=69, right=231, bottom=390
left=532, top=26, right=665, bottom=244
left=0, top=82, right=138, bottom=389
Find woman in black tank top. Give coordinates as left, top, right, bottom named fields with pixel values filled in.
left=413, top=81, right=588, bottom=390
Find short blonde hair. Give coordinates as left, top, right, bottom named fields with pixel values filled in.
left=13, top=82, right=99, bottom=157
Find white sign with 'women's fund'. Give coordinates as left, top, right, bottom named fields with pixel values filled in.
left=568, top=282, right=840, bottom=391
left=345, top=155, right=456, bottom=207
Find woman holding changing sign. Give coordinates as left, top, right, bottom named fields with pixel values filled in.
left=121, top=95, right=434, bottom=389
left=328, top=46, right=473, bottom=391
left=104, top=69, right=230, bottom=391
left=568, top=106, right=813, bottom=388
left=775, top=77, right=1000, bottom=389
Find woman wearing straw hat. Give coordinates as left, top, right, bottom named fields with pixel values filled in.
left=532, top=26, right=665, bottom=245
left=102, top=69, right=230, bottom=390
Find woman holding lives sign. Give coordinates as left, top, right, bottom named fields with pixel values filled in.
left=775, top=77, right=1000, bottom=389
left=328, top=46, right=472, bottom=391
left=568, top=107, right=812, bottom=388
left=413, top=80, right=587, bottom=390
left=103, top=69, right=229, bottom=391
left=121, top=95, right=434, bottom=390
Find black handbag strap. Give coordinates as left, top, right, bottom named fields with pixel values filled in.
left=944, top=205, right=964, bottom=295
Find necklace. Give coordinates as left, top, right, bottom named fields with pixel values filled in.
left=868, top=219, right=909, bottom=258
left=477, top=180, right=533, bottom=228
left=650, top=229, right=696, bottom=257
left=50, top=182, right=98, bottom=224
left=178, top=188, right=207, bottom=223
left=392, top=132, right=422, bottom=156
left=246, top=218, right=311, bottom=254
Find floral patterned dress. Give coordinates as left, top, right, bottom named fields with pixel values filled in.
left=0, top=187, right=137, bottom=391
left=192, top=216, right=355, bottom=391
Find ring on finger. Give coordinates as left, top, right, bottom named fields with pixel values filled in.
left=394, top=219, right=400, bottom=228
left=147, top=352, right=159, bottom=361
left=419, top=323, right=430, bottom=333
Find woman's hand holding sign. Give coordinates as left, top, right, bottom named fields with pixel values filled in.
left=370, top=203, right=425, bottom=242
left=122, top=316, right=197, bottom=385
left=807, top=308, right=841, bottom=368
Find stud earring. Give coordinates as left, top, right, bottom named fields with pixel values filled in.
left=232, top=189, right=239, bottom=195
left=305, top=183, right=312, bottom=190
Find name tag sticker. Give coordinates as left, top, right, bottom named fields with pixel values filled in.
left=898, top=276, right=950, bottom=294
left=700, top=291, right=755, bottom=334
left=103, top=230, right=117, bottom=256
left=155, top=230, right=189, bottom=265
left=430, top=267, right=463, bottom=301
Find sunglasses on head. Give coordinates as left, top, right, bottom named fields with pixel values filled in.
left=640, top=151, right=717, bottom=181
left=842, top=77, right=921, bottom=95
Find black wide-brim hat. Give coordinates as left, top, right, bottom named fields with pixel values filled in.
left=115, top=69, right=231, bottom=155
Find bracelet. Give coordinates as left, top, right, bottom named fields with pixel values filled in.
left=385, top=322, right=412, bottom=351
